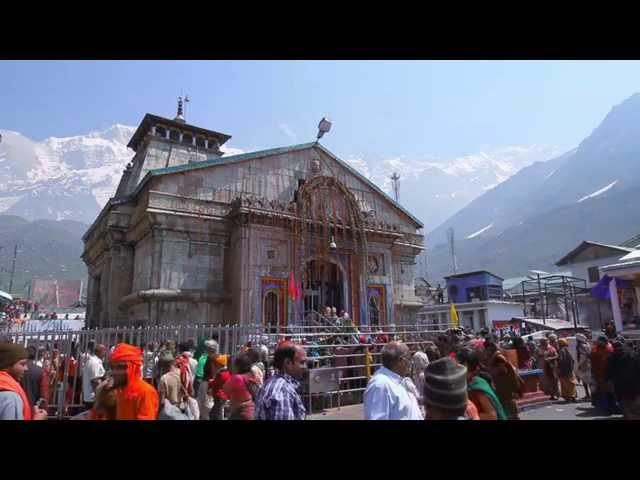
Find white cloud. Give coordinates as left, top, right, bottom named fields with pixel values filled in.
left=220, top=145, right=245, bottom=156
left=343, top=155, right=371, bottom=179
left=278, top=123, right=298, bottom=142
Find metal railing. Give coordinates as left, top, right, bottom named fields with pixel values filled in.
left=6, top=321, right=450, bottom=418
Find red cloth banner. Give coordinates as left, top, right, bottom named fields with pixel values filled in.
left=288, top=272, right=299, bottom=300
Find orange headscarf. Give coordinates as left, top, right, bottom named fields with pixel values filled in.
left=214, top=354, right=228, bottom=368
left=176, top=354, right=194, bottom=397
left=110, top=343, right=143, bottom=365
left=110, top=343, right=158, bottom=419
left=110, top=343, right=144, bottom=400
left=0, top=371, right=32, bottom=420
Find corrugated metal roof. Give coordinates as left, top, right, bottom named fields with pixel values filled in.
left=619, top=250, right=640, bottom=262
left=555, top=240, right=634, bottom=266
left=517, top=317, right=589, bottom=331
left=503, top=276, right=530, bottom=291
left=132, top=142, right=424, bottom=228
left=444, top=270, right=504, bottom=281
left=503, top=271, right=575, bottom=292
left=150, top=142, right=316, bottom=177
left=314, top=143, right=424, bottom=228
left=0, top=290, right=13, bottom=302
left=620, top=232, right=640, bottom=249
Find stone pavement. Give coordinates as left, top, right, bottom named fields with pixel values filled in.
left=307, top=404, right=365, bottom=420
left=307, top=397, right=623, bottom=420
left=518, top=398, right=622, bottom=420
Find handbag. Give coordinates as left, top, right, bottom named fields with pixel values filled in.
left=180, top=383, right=200, bottom=420
left=183, top=395, right=200, bottom=420
left=159, top=398, right=190, bottom=420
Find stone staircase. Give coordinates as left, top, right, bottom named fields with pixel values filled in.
left=517, top=391, right=552, bottom=412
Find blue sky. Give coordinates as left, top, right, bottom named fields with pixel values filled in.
left=2, top=60, right=640, bottom=159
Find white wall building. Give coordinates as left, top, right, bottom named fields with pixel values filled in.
left=417, top=300, right=523, bottom=331
left=555, top=240, right=637, bottom=331
left=600, top=249, right=640, bottom=332
left=555, top=241, right=635, bottom=288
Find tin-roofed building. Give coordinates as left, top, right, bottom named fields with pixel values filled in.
left=599, top=232, right=640, bottom=332
left=554, top=237, right=640, bottom=331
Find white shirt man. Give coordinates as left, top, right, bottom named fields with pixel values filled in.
left=364, top=343, right=424, bottom=420
left=82, top=349, right=105, bottom=405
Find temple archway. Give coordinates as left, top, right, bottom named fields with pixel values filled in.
left=303, top=258, right=348, bottom=316
left=293, top=173, right=369, bottom=324
left=263, top=290, right=279, bottom=333
left=369, top=296, right=380, bottom=327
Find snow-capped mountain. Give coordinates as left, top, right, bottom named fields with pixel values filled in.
left=0, top=125, right=244, bottom=224
left=1, top=122, right=563, bottom=228
left=343, top=144, right=567, bottom=230
left=425, top=93, right=640, bottom=283
left=0, top=125, right=135, bottom=222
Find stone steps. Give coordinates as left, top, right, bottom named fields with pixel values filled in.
left=517, top=391, right=552, bottom=412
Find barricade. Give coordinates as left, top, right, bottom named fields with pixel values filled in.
left=6, top=322, right=449, bottom=418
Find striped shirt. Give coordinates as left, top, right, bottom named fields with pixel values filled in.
left=254, top=372, right=306, bottom=420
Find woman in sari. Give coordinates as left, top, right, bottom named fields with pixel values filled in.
left=591, top=335, right=613, bottom=409
left=575, top=334, right=592, bottom=400
left=47, top=349, right=61, bottom=406
left=480, top=341, right=499, bottom=371
left=557, top=338, right=577, bottom=402
left=223, top=352, right=261, bottom=420
left=536, top=337, right=559, bottom=400
left=514, top=337, right=533, bottom=370
left=491, top=352, right=525, bottom=419
left=457, top=348, right=507, bottom=420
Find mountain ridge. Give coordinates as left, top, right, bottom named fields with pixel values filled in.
left=425, top=93, right=640, bottom=282
left=0, top=215, right=89, bottom=297
left=1, top=124, right=564, bottom=228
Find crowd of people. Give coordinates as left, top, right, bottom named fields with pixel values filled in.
left=363, top=337, right=514, bottom=420
left=2, top=320, right=640, bottom=421
left=363, top=326, right=640, bottom=420
left=0, top=335, right=313, bottom=421
left=0, top=300, right=82, bottom=328
left=0, top=300, right=31, bottom=325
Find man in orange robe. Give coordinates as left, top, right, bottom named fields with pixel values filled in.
left=110, top=343, right=159, bottom=420
left=0, top=342, right=48, bottom=420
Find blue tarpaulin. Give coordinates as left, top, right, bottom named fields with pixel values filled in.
left=590, top=274, right=631, bottom=300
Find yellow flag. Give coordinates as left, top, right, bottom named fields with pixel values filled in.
left=364, top=347, right=372, bottom=379
left=450, top=302, right=459, bottom=329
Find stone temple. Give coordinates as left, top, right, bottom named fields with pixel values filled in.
left=82, top=104, right=424, bottom=328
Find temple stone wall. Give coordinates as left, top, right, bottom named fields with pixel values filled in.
left=132, top=235, right=152, bottom=292
left=158, top=230, right=225, bottom=292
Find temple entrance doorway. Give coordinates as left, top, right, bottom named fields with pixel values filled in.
left=303, top=259, right=347, bottom=316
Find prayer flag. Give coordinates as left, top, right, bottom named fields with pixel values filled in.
left=288, top=272, right=302, bottom=300
left=450, top=302, right=459, bottom=329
